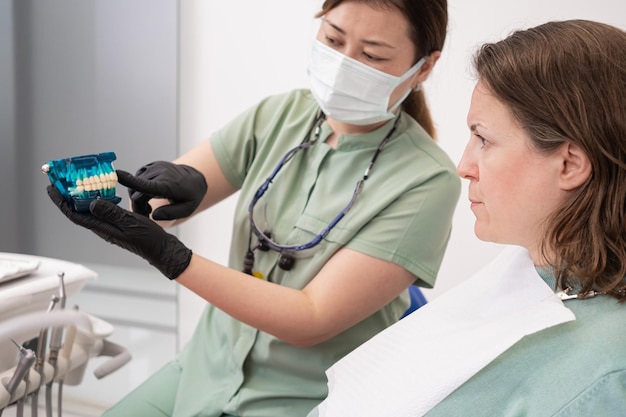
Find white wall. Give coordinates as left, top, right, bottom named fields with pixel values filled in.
left=177, top=0, right=626, bottom=348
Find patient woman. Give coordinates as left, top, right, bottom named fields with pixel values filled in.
left=308, top=19, right=626, bottom=417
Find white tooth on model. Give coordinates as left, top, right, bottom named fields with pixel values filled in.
left=67, top=163, right=118, bottom=197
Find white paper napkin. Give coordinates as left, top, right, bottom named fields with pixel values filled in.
left=316, top=246, right=575, bottom=417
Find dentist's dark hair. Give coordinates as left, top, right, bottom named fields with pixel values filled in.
left=316, top=0, right=448, bottom=138
left=474, top=20, right=626, bottom=302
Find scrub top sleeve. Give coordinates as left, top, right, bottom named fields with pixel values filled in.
left=346, top=167, right=461, bottom=288
left=210, top=90, right=319, bottom=190
left=210, top=104, right=261, bottom=190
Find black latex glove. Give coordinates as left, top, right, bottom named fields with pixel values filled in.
left=47, top=185, right=192, bottom=280
left=116, top=161, right=208, bottom=220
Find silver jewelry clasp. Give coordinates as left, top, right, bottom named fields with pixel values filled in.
left=556, top=286, right=602, bottom=301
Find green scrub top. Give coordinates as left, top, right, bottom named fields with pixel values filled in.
left=175, top=89, right=460, bottom=417
left=422, top=271, right=626, bottom=417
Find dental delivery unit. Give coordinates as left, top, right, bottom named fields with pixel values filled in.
left=1, top=270, right=131, bottom=417
left=41, top=152, right=121, bottom=212
left=1, top=152, right=129, bottom=416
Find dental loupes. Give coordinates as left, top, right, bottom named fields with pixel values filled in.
left=41, top=152, right=122, bottom=212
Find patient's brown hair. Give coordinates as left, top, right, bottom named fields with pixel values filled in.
left=474, top=20, right=626, bottom=301
left=474, top=20, right=626, bottom=302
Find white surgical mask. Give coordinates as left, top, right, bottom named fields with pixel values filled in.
left=307, top=39, right=426, bottom=126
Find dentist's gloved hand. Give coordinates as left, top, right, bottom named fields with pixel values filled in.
left=47, top=185, right=192, bottom=280
left=116, top=161, right=207, bottom=220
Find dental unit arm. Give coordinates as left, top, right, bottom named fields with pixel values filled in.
left=0, top=310, right=132, bottom=412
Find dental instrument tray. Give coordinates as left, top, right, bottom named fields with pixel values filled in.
left=42, top=151, right=122, bottom=212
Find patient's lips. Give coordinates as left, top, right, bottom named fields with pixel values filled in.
left=468, top=196, right=482, bottom=210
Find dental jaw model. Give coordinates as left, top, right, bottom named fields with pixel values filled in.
left=41, top=152, right=121, bottom=212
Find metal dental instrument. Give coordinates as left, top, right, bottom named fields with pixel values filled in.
left=1, top=339, right=36, bottom=417
left=46, top=272, right=66, bottom=417
left=31, top=294, right=59, bottom=417
left=56, top=305, right=78, bottom=417
left=13, top=339, right=36, bottom=417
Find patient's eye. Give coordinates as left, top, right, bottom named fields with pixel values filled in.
left=476, top=134, right=490, bottom=149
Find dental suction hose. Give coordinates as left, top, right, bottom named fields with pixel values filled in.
left=0, top=311, right=94, bottom=355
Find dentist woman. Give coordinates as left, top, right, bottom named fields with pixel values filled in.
left=47, top=1, right=460, bottom=416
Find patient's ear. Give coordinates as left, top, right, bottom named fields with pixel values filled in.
left=559, top=142, right=591, bottom=190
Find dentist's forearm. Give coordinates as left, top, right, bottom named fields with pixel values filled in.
left=175, top=254, right=327, bottom=347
